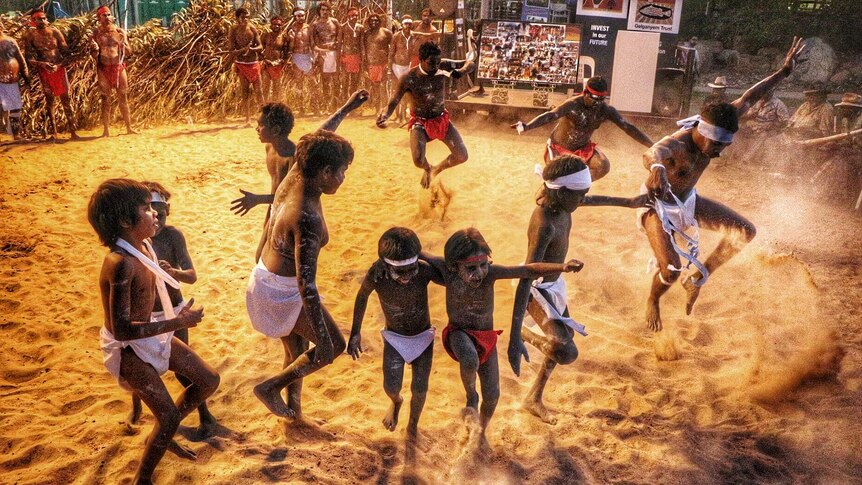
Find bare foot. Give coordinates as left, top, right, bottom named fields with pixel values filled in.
left=127, top=397, right=142, bottom=425
left=682, top=274, right=702, bottom=315
left=382, top=396, right=403, bottom=431
left=254, top=382, right=296, bottom=418
left=522, top=399, right=558, bottom=425
left=646, top=300, right=663, bottom=332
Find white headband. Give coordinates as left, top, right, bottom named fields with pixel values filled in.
left=383, top=256, right=418, bottom=267
left=677, top=115, right=734, bottom=143
left=150, top=191, right=166, bottom=204
left=534, top=164, right=592, bottom=191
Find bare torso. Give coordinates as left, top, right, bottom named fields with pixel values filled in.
left=312, top=18, right=339, bottom=50
left=444, top=271, right=496, bottom=331
left=645, top=130, right=711, bottom=198
left=26, top=27, right=65, bottom=65
left=0, top=35, right=23, bottom=82
left=368, top=261, right=437, bottom=335
left=100, top=250, right=156, bottom=334
left=391, top=31, right=412, bottom=65
left=400, top=63, right=457, bottom=118
left=230, top=25, right=259, bottom=62
left=550, top=96, right=617, bottom=148
left=289, top=25, right=311, bottom=54
left=261, top=169, right=329, bottom=277
left=340, top=21, right=363, bottom=55
left=364, top=27, right=392, bottom=65
left=261, top=31, right=286, bottom=63
left=93, top=26, right=126, bottom=66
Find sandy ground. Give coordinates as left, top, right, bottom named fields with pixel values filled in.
left=0, top=114, right=860, bottom=484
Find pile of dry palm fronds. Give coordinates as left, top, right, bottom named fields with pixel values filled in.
left=2, top=0, right=389, bottom=135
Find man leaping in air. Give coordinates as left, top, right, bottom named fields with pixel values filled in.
left=377, top=41, right=473, bottom=189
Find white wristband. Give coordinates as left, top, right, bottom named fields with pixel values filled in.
left=650, top=163, right=666, bottom=171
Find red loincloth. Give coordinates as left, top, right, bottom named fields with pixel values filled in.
left=98, top=63, right=125, bottom=89
left=408, top=109, right=451, bottom=141
left=235, top=61, right=261, bottom=83
left=545, top=140, right=597, bottom=164
left=263, top=63, right=284, bottom=80
left=367, top=64, right=386, bottom=83
left=443, top=324, right=503, bottom=365
left=38, top=65, right=68, bottom=96
left=342, top=54, right=361, bottom=73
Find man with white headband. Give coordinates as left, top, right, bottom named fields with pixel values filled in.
left=347, top=227, right=444, bottom=441
left=640, top=37, right=806, bottom=332
left=511, top=76, right=654, bottom=182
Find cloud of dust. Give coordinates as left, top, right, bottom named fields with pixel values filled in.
left=748, top=329, right=845, bottom=403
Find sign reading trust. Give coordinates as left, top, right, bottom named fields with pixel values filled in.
left=626, top=0, right=682, bottom=34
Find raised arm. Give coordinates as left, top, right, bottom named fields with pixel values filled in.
left=513, top=99, right=575, bottom=133
left=347, top=267, right=376, bottom=359
left=108, top=255, right=201, bottom=340
left=607, top=106, right=653, bottom=148
left=733, top=37, right=805, bottom=117
left=508, top=225, right=553, bottom=375
left=294, top=216, right=334, bottom=364
left=320, top=89, right=370, bottom=131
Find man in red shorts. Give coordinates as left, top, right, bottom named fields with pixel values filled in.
left=23, top=9, right=79, bottom=139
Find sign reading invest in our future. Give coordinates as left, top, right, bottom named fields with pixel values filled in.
left=626, top=0, right=682, bottom=34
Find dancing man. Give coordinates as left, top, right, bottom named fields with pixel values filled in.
left=377, top=41, right=473, bottom=188
left=512, top=76, right=653, bottom=182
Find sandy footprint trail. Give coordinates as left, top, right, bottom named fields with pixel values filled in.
left=0, top=118, right=860, bottom=483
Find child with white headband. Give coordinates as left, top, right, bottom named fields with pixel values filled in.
left=348, top=227, right=443, bottom=442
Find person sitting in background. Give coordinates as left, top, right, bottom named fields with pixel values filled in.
left=787, top=86, right=834, bottom=139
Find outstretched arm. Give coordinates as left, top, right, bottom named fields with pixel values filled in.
left=608, top=107, right=653, bottom=148
left=320, top=89, right=370, bottom=131
left=512, top=99, right=574, bottom=133
left=492, top=259, right=583, bottom=281
left=580, top=193, right=649, bottom=208
left=347, top=269, right=376, bottom=359
left=733, top=37, right=805, bottom=117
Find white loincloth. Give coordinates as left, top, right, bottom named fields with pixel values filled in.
left=100, top=325, right=173, bottom=392
left=637, top=185, right=709, bottom=286
left=530, top=277, right=587, bottom=336
left=392, top=63, right=410, bottom=80
left=380, top=327, right=435, bottom=363
left=246, top=260, right=304, bottom=338
left=321, top=50, right=338, bottom=73
left=151, top=300, right=188, bottom=322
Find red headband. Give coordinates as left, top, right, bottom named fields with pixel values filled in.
left=585, top=84, right=609, bottom=97
left=460, top=254, right=488, bottom=263
left=96, top=6, right=111, bottom=16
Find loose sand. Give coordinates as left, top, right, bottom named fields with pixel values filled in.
left=0, top=115, right=860, bottom=484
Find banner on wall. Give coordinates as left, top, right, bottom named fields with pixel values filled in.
left=627, top=0, right=682, bottom=33
left=575, top=0, right=630, bottom=19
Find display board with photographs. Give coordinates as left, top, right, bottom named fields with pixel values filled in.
left=477, top=21, right=582, bottom=86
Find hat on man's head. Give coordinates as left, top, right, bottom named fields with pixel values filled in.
left=708, top=76, right=727, bottom=89
left=836, top=92, right=862, bottom=109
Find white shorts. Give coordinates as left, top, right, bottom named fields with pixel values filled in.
left=0, top=83, right=22, bottom=111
